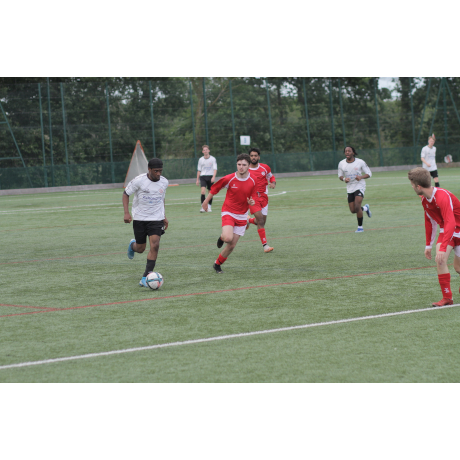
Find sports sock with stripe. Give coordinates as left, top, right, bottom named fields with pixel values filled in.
left=438, top=273, right=452, bottom=299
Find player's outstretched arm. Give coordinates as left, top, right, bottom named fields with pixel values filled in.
left=202, top=192, right=214, bottom=212
left=122, top=192, right=132, bottom=223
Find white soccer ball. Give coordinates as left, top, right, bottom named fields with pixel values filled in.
left=146, top=272, right=164, bottom=290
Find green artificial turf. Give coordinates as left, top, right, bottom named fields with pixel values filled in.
left=2, top=170, right=460, bottom=382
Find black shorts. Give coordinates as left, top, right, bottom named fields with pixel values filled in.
left=347, top=190, right=364, bottom=203
left=199, top=175, right=213, bottom=189
left=429, top=170, right=439, bottom=178
left=133, top=220, right=165, bottom=244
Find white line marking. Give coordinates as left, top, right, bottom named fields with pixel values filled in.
left=1, top=303, right=458, bottom=370
left=0, top=193, right=289, bottom=215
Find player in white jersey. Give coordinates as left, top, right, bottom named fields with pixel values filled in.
left=338, top=146, right=372, bottom=233
left=196, top=145, right=217, bottom=212
left=123, top=158, right=169, bottom=287
left=421, top=135, right=439, bottom=188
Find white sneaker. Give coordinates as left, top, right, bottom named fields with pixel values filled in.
left=200, top=207, right=205, bottom=213
left=208, top=205, right=212, bottom=212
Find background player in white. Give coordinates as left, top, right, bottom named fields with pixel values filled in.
left=421, top=135, right=439, bottom=188
left=123, top=158, right=169, bottom=287
left=246, top=148, right=276, bottom=253
left=201, top=153, right=256, bottom=274
left=338, top=146, right=372, bottom=233
left=196, top=145, right=217, bottom=212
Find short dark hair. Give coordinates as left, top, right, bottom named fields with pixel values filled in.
left=148, top=158, right=163, bottom=169
left=249, top=147, right=261, bottom=156
left=237, top=153, right=251, bottom=164
left=344, top=146, right=358, bottom=157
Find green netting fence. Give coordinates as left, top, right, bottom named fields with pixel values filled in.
left=1, top=77, right=460, bottom=190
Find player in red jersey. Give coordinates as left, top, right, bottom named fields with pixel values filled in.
left=246, top=148, right=276, bottom=252
left=408, top=167, right=460, bottom=306
left=202, top=153, right=256, bottom=273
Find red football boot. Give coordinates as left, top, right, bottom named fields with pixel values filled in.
left=432, top=298, right=454, bottom=307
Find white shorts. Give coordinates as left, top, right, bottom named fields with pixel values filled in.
left=233, top=225, right=246, bottom=236
left=261, top=204, right=268, bottom=216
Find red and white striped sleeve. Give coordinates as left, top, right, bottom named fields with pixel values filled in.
left=436, top=190, right=456, bottom=252
left=424, top=210, right=438, bottom=249
left=210, top=174, right=231, bottom=195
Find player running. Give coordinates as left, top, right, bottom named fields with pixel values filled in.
left=196, top=145, right=217, bottom=212
left=408, top=167, right=460, bottom=307
left=246, top=148, right=276, bottom=253
left=201, top=153, right=256, bottom=274
left=123, top=158, right=169, bottom=287
left=338, top=146, right=372, bottom=233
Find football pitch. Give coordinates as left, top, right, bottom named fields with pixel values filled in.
left=2, top=169, right=460, bottom=382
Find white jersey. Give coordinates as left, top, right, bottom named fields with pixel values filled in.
left=197, top=155, right=217, bottom=176
left=338, top=157, right=372, bottom=193
left=421, top=145, right=437, bottom=172
left=124, top=174, right=169, bottom=221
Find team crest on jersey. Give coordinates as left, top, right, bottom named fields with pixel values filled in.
left=159, top=189, right=164, bottom=194
left=262, top=171, right=266, bottom=176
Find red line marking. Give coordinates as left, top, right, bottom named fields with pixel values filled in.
left=0, top=264, right=436, bottom=318
left=0, top=303, right=51, bottom=310
left=0, top=224, right=422, bottom=266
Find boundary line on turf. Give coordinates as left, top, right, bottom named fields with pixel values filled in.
left=1, top=303, right=459, bottom=370
left=0, top=264, right=439, bottom=318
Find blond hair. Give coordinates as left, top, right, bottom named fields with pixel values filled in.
left=408, top=167, right=431, bottom=188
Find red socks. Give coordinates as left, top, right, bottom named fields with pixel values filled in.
left=438, top=273, right=452, bottom=299
left=257, top=229, right=267, bottom=245
left=216, top=254, right=227, bottom=266
left=249, top=218, right=256, bottom=225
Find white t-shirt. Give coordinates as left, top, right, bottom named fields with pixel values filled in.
left=421, top=145, right=437, bottom=172
left=338, top=158, right=372, bottom=193
left=124, top=174, right=169, bottom=221
left=197, top=155, right=217, bottom=176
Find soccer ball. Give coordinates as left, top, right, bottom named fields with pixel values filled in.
left=146, top=272, right=164, bottom=290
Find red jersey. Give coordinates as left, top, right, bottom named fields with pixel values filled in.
left=248, top=163, right=275, bottom=197
left=210, top=172, right=256, bottom=218
left=421, top=187, right=460, bottom=251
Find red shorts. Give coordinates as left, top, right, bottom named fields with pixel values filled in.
left=249, top=195, right=268, bottom=214
left=436, top=232, right=460, bottom=249
left=222, top=214, right=247, bottom=228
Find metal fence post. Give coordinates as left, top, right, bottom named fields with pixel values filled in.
left=229, top=79, right=237, bottom=160
left=445, top=79, right=460, bottom=128
left=443, top=77, right=448, bottom=157
left=373, top=78, right=384, bottom=166
left=149, top=81, right=156, bottom=158
left=328, top=79, right=337, bottom=165
left=203, top=78, right=209, bottom=145
left=409, top=78, right=417, bottom=163
left=60, top=83, right=70, bottom=185
left=189, top=80, right=197, bottom=159
left=429, top=80, right=443, bottom=136
left=338, top=78, right=346, bottom=148
left=265, top=79, right=276, bottom=173
left=38, top=83, right=48, bottom=187
left=105, top=83, right=115, bottom=183
left=47, top=77, right=55, bottom=186
left=416, top=77, right=432, bottom=146
left=302, top=78, right=313, bottom=171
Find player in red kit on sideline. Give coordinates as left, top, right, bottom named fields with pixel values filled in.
left=408, top=167, right=460, bottom=306
left=202, top=153, right=256, bottom=274
left=246, top=148, right=276, bottom=253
